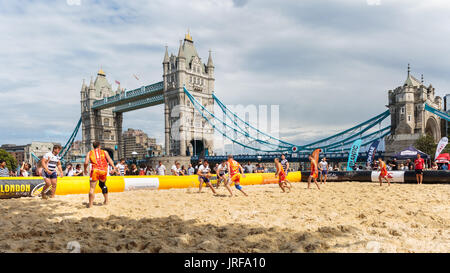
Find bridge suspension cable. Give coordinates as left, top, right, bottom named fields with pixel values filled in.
left=186, top=87, right=391, bottom=154
left=185, top=87, right=290, bottom=153
left=59, top=117, right=82, bottom=160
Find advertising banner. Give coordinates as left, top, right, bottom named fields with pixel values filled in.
left=0, top=179, right=44, bottom=199
left=366, top=140, right=380, bottom=167
left=124, top=177, right=159, bottom=191
left=435, top=137, right=448, bottom=160
left=346, top=139, right=362, bottom=171
left=371, top=171, right=405, bottom=183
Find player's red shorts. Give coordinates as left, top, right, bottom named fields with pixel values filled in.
left=379, top=169, right=387, bottom=178
left=310, top=172, right=318, bottom=179
left=230, top=173, right=241, bottom=183
left=90, top=169, right=107, bottom=182
left=279, top=172, right=286, bottom=182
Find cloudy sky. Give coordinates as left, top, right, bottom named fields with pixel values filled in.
left=1, top=0, right=450, bottom=148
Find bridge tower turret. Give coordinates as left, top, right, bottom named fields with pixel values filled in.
left=385, top=65, right=443, bottom=156
left=80, top=69, right=122, bottom=160
left=163, top=32, right=215, bottom=156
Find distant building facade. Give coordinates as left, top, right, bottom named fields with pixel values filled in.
left=122, top=128, right=163, bottom=160
left=65, top=140, right=84, bottom=163
left=23, top=141, right=61, bottom=163
left=385, top=65, right=443, bottom=155
left=1, top=144, right=26, bottom=163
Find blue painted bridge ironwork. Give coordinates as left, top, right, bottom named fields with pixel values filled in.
left=91, top=81, right=164, bottom=112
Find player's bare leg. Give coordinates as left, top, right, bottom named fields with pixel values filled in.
left=49, top=178, right=57, bottom=198
left=313, top=178, right=320, bottom=190
left=206, top=182, right=217, bottom=194
left=88, top=181, right=97, bottom=208
left=198, top=178, right=203, bottom=193
left=224, top=179, right=233, bottom=196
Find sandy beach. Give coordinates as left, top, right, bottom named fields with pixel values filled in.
left=0, top=182, right=449, bottom=253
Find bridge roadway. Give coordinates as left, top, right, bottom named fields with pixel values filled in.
left=91, top=81, right=164, bottom=112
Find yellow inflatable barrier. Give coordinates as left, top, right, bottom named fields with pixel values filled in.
left=0, top=172, right=301, bottom=198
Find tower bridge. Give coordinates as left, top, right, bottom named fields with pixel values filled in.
left=69, top=34, right=449, bottom=163
left=81, top=33, right=215, bottom=160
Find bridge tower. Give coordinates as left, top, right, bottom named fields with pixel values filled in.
left=80, top=69, right=123, bottom=160
left=385, top=65, right=443, bottom=155
left=163, top=33, right=215, bottom=156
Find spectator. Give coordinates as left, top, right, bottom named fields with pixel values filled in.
left=74, top=164, right=83, bottom=176
left=256, top=163, right=265, bottom=173
left=405, top=159, right=414, bottom=170
left=442, top=164, right=448, bottom=171
left=176, top=162, right=184, bottom=176
left=244, top=161, right=254, bottom=173
left=171, top=161, right=179, bottom=175
left=129, top=164, right=139, bottom=175
left=389, top=158, right=399, bottom=170
left=64, top=163, right=74, bottom=176
left=187, top=163, right=195, bottom=175
left=35, top=160, right=43, bottom=177
left=181, top=165, right=187, bottom=175
left=0, top=160, right=9, bottom=177
left=431, top=162, right=438, bottom=170
left=20, top=162, right=32, bottom=177
left=116, top=158, right=126, bottom=176
left=156, top=161, right=166, bottom=176
left=194, top=160, right=202, bottom=174
left=139, top=164, right=146, bottom=175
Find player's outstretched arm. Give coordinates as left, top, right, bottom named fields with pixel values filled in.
left=57, top=161, right=64, bottom=178
left=105, top=152, right=118, bottom=175
left=83, top=154, right=90, bottom=176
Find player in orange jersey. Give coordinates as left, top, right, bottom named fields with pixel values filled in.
left=378, top=158, right=390, bottom=186
left=275, top=158, right=291, bottom=192
left=307, top=154, right=320, bottom=190
left=84, top=141, right=118, bottom=208
left=226, top=155, right=248, bottom=196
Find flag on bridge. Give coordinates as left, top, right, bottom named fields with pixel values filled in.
left=133, top=74, right=140, bottom=81
left=115, top=80, right=120, bottom=85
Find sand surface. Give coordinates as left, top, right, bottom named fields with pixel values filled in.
left=0, top=182, right=449, bottom=253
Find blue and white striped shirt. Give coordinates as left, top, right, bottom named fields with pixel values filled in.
left=43, top=152, right=60, bottom=173
left=0, top=167, right=9, bottom=177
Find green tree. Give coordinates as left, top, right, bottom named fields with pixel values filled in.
left=0, top=149, right=18, bottom=173
left=415, top=134, right=436, bottom=156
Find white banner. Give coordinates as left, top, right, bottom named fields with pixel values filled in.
left=435, top=137, right=448, bottom=160
left=124, top=177, right=159, bottom=191
left=371, top=171, right=405, bottom=183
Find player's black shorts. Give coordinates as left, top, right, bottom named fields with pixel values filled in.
left=415, top=169, right=423, bottom=175
left=199, top=176, right=210, bottom=183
